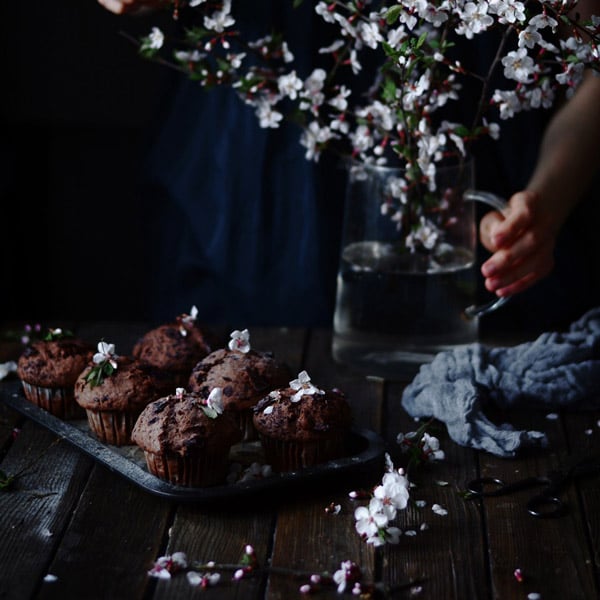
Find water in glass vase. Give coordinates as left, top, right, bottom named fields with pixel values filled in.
left=332, top=241, right=478, bottom=380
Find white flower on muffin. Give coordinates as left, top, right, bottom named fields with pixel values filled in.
left=205, top=387, right=224, bottom=416
left=290, top=371, right=322, bottom=403
left=86, top=341, right=119, bottom=387
left=43, top=327, right=74, bottom=341
left=178, top=305, right=199, bottom=336
left=93, top=341, right=118, bottom=369
left=228, top=329, right=251, bottom=353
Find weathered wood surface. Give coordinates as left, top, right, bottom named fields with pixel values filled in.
left=0, top=323, right=599, bottom=600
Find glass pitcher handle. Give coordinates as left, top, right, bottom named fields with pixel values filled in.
left=463, top=189, right=511, bottom=320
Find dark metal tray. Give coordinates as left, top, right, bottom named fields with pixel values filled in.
left=1, top=380, right=385, bottom=503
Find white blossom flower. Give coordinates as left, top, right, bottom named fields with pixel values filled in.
left=255, top=99, right=283, bottom=129
left=332, top=561, right=361, bottom=594
left=203, top=0, right=234, bottom=33
left=456, top=2, right=493, bottom=39
left=206, top=387, right=224, bottom=415
left=502, top=48, right=538, bottom=83
left=175, top=49, right=204, bottom=62
left=179, top=305, right=198, bottom=335
left=422, top=432, right=445, bottom=461
left=289, top=370, right=322, bottom=402
left=146, top=27, right=164, bottom=50
left=228, top=329, right=251, bottom=353
left=278, top=71, right=303, bottom=100
left=319, top=39, right=345, bottom=54
left=492, top=89, right=523, bottom=119
left=432, top=503, right=448, bottom=516
left=187, top=571, right=221, bottom=587
left=93, top=341, right=118, bottom=369
left=406, top=217, right=441, bottom=250
left=148, top=552, right=188, bottom=579
left=227, top=52, right=246, bottom=69
left=315, top=1, right=336, bottom=24
left=299, top=120, right=334, bottom=161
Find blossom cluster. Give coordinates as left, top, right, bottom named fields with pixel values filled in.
left=137, top=0, right=599, bottom=255
left=354, top=453, right=411, bottom=546
left=397, top=427, right=446, bottom=467
left=141, top=0, right=598, bottom=187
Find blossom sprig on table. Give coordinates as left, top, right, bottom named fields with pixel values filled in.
left=148, top=545, right=259, bottom=585
left=85, top=341, right=118, bottom=388
left=147, top=544, right=421, bottom=596
left=136, top=0, right=599, bottom=248
left=397, top=418, right=445, bottom=470
left=352, top=453, right=410, bottom=546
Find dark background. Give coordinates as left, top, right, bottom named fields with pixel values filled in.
left=0, top=1, right=174, bottom=326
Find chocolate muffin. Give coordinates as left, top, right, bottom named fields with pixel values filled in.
left=132, top=387, right=242, bottom=487
left=132, top=306, right=213, bottom=387
left=75, top=342, right=171, bottom=445
left=187, top=329, right=291, bottom=441
left=253, top=370, right=353, bottom=472
left=17, top=328, right=94, bottom=419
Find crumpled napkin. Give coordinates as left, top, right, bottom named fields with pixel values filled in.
left=401, top=307, right=600, bottom=457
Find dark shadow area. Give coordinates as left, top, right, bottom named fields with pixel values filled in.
left=0, top=0, right=174, bottom=324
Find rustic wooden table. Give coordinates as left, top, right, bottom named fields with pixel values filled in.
left=0, top=322, right=599, bottom=600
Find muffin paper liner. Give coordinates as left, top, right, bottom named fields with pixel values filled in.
left=143, top=450, right=230, bottom=487
left=258, top=434, right=346, bottom=473
left=21, top=381, right=84, bottom=420
left=85, top=410, right=138, bottom=446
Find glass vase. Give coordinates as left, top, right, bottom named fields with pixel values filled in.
left=332, top=159, right=506, bottom=379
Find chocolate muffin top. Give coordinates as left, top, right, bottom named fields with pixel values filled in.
left=74, top=355, right=170, bottom=413
left=187, top=329, right=291, bottom=412
left=253, top=371, right=352, bottom=442
left=132, top=306, right=213, bottom=374
left=17, top=331, right=94, bottom=388
left=131, top=389, right=242, bottom=456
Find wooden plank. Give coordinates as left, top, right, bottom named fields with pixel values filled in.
left=0, top=394, right=23, bottom=451
left=0, top=422, right=93, bottom=600
left=265, top=328, right=382, bottom=598
left=152, top=500, right=274, bottom=600
left=36, top=465, right=172, bottom=600
left=479, top=408, right=597, bottom=599
left=382, top=381, right=489, bottom=599
left=562, top=409, right=600, bottom=595
left=266, top=496, right=376, bottom=599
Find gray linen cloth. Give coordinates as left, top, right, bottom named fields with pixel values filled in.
left=401, top=307, right=600, bottom=457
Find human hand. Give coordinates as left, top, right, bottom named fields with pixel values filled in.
left=97, top=0, right=167, bottom=15
left=478, top=190, right=557, bottom=297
